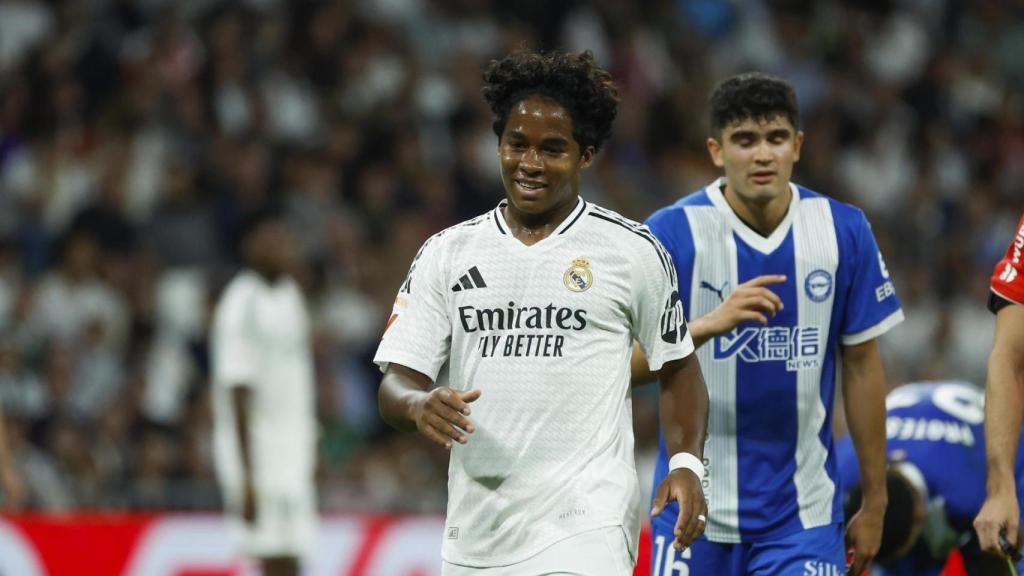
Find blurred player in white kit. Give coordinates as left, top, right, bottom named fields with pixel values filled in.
left=211, top=208, right=317, bottom=576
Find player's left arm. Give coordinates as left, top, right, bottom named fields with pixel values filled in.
left=651, top=353, right=709, bottom=551
left=631, top=229, right=709, bottom=550
left=841, top=337, right=888, bottom=576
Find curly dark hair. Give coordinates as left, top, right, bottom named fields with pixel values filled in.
left=709, top=73, right=799, bottom=135
left=481, top=50, right=620, bottom=153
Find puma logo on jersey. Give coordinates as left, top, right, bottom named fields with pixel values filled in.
left=452, top=266, right=487, bottom=292
left=699, top=280, right=729, bottom=302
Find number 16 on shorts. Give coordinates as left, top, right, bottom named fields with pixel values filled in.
left=652, top=534, right=692, bottom=576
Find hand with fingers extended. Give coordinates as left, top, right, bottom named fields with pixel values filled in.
left=412, top=387, right=481, bottom=450
left=698, top=275, right=786, bottom=339
left=651, top=469, right=707, bottom=551
left=844, top=504, right=883, bottom=576
left=974, top=490, right=1020, bottom=560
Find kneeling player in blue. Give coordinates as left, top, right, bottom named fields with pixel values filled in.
left=837, top=381, right=1024, bottom=576
left=634, top=73, right=903, bottom=575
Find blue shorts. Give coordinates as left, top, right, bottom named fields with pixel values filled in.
left=649, top=521, right=846, bottom=576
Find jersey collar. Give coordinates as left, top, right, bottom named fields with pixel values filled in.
left=491, top=196, right=589, bottom=244
left=705, top=177, right=798, bottom=255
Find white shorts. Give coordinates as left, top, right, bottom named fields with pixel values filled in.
left=442, top=525, right=634, bottom=576
left=222, top=483, right=317, bottom=559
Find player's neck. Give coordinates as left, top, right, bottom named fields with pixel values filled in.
left=251, top=265, right=284, bottom=284
left=502, top=196, right=579, bottom=246
left=722, top=184, right=791, bottom=237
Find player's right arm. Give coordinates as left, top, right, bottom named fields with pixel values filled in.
left=976, top=214, right=1024, bottom=558
left=686, top=274, right=786, bottom=348
left=378, top=364, right=479, bottom=450
left=976, top=303, right=1024, bottom=556
left=631, top=274, right=786, bottom=386
left=374, top=231, right=479, bottom=449
left=211, top=281, right=262, bottom=524
left=231, top=387, right=257, bottom=523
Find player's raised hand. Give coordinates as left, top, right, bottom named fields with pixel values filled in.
left=651, top=469, right=707, bottom=551
left=844, top=504, right=883, bottom=576
left=412, top=388, right=481, bottom=450
left=701, top=274, right=786, bottom=336
left=974, top=491, right=1020, bottom=559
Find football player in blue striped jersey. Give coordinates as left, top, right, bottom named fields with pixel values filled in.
left=634, top=73, right=902, bottom=576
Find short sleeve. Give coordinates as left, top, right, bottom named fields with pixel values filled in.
left=212, top=284, right=259, bottom=389
left=631, top=230, right=695, bottom=371
left=840, top=211, right=904, bottom=345
left=373, top=233, right=452, bottom=381
left=990, top=213, right=1024, bottom=308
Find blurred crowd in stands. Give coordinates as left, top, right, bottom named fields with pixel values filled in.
left=0, top=0, right=1021, bottom=513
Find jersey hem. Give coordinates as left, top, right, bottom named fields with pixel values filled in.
left=991, top=286, right=1024, bottom=307
left=840, top=308, right=904, bottom=346
left=441, top=520, right=627, bottom=568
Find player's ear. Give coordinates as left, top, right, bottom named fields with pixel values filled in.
left=579, top=146, right=595, bottom=169
left=793, top=130, right=804, bottom=163
left=707, top=137, right=725, bottom=168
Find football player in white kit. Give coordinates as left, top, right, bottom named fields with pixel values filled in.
left=211, top=209, right=317, bottom=576
left=375, top=49, right=710, bottom=575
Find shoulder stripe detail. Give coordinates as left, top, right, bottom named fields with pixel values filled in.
left=461, top=214, right=488, bottom=228
left=588, top=212, right=672, bottom=281
left=590, top=207, right=676, bottom=281
left=558, top=199, right=588, bottom=234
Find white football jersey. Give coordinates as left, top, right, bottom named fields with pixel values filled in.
left=211, top=271, right=316, bottom=493
left=374, top=198, right=694, bottom=568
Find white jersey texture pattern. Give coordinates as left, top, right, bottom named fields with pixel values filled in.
left=375, top=198, right=694, bottom=567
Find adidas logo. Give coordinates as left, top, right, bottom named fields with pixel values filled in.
left=452, top=266, right=487, bottom=292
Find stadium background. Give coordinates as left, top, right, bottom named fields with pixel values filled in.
left=0, top=0, right=1022, bottom=573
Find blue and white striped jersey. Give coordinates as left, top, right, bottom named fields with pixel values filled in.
left=646, top=179, right=904, bottom=543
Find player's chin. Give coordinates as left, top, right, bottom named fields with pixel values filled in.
left=743, top=184, right=785, bottom=204
left=507, top=191, right=551, bottom=213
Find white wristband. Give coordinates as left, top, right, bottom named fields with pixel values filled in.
left=668, top=452, right=705, bottom=479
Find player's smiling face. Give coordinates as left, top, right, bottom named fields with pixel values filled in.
left=499, top=95, right=594, bottom=219
left=708, top=115, right=803, bottom=206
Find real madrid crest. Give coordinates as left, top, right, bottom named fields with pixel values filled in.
left=564, top=257, right=593, bottom=292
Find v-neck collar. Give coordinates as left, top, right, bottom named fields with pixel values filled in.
left=492, top=197, right=588, bottom=248
left=706, top=177, right=798, bottom=255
